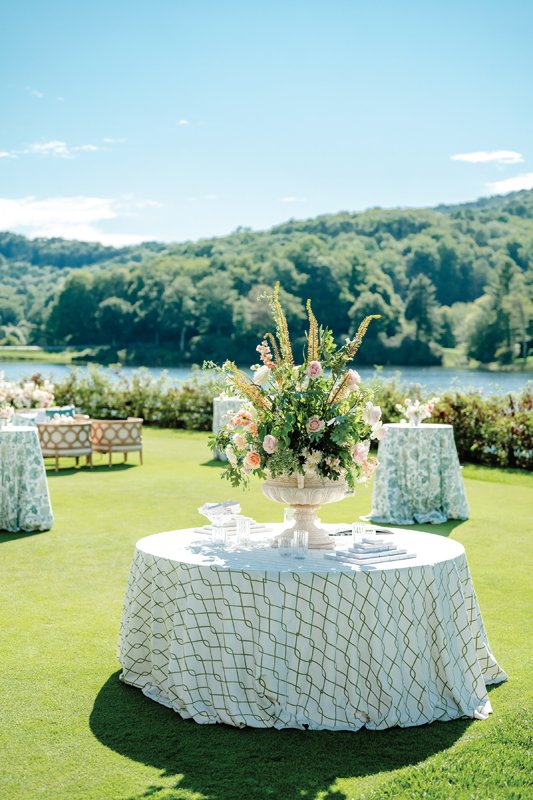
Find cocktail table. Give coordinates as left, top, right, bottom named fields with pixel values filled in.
left=118, top=526, right=506, bottom=730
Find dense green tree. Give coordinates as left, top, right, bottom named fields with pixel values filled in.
left=96, top=297, right=135, bottom=345
left=1, top=189, right=531, bottom=365
left=46, top=272, right=97, bottom=344
left=405, top=274, right=439, bottom=342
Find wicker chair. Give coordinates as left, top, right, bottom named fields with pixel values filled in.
left=90, top=418, right=143, bottom=467
left=37, top=421, right=93, bottom=471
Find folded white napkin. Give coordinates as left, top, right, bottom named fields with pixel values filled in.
left=326, top=551, right=416, bottom=565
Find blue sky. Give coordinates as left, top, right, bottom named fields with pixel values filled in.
left=1, top=0, right=532, bottom=245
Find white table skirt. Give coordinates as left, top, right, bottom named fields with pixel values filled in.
left=370, top=423, right=469, bottom=525
left=118, top=526, right=506, bottom=731
left=0, top=425, right=53, bottom=532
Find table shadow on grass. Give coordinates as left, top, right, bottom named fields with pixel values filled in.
left=0, top=529, right=45, bottom=543
left=46, top=463, right=136, bottom=478
left=90, top=671, right=470, bottom=800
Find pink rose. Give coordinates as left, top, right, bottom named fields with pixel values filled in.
left=362, top=401, right=381, bottom=427
left=352, top=440, right=370, bottom=464
left=232, top=433, right=246, bottom=450
left=345, top=369, right=361, bottom=389
left=306, top=360, right=323, bottom=379
left=307, top=415, right=325, bottom=434
left=262, top=434, right=278, bottom=454
left=244, top=451, right=261, bottom=470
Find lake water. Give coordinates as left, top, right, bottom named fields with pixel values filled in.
left=1, top=361, right=531, bottom=395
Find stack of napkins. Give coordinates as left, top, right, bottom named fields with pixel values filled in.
left=194, top=519, right=269, bottom=535
left=325, top=536, right=416, bottom=565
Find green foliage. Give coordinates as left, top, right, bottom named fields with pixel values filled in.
left=53, top=365, right=216, bottom=430
left=50, top=365, right=533, bottom=470
left=1, top=190, right=532, bottom=362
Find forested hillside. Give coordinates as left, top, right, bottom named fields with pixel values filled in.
left=1, top=190, right=532, bottom=366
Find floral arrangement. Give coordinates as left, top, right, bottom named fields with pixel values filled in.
left=0, top=405, right=14, bottom=423
left=0, top=372, right=55, bottom=411
left=208, top=284, right=385, bottom=491
left=395, top=396, right=439, bottom=427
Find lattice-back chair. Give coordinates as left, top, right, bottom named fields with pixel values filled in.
left=90, top=418, right=143, bottom=467
left=37, top=420, right=93, bottom=471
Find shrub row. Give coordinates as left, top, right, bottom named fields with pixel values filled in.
left=53, top=366, right=533, bottom=470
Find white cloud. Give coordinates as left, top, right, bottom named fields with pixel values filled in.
left=25, top=140, right=73, bottom=158
left=26, top=86, right=44, bottom=99
left=205, top=194, right=217, bottom=201
left=0, top=196, right=156, bottom=246
left=486, top=172, right=533, bottom=194
left=279, top=196, right=307, bottom=203
left=1, top=139, right=117, bottom=159
left=103, top=137, right=126, bottom=143
left=73, top=144, right=103, bottom=153
left=450, top=150, right=524, bottom=165
left=178, top=119, right=190, bottom=126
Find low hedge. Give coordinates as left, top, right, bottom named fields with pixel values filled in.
left=53, top=366, right=532, bottom=470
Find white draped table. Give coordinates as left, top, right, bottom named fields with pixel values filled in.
left=118, top=526, right=506, bottom=731
left=370, top=423, right=469, bottom=525
left=0, top=425, right=53, bottom=532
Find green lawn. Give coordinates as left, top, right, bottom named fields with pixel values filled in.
left=1, top=428, right=531, bottom=800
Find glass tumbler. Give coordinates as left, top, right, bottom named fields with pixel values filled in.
left=278, top=533, right=293, bottom=557
left=351, top=522, right=366, bottom=546
left=236, top=516, right=251, bottom=546
left=292, top=529, right=308, bottom=559
left=211, top=524, right=227, bottom=546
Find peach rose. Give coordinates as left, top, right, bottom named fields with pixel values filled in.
left=232, top=433, right=246, bottom=450
left=244, top=451, right=261, bottom=470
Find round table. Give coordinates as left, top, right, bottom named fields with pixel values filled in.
left=369, top=423, right=469, bottom=525
left=118, top=526, right=506, bottom=731
left=0, top=425, right=53, bottom=532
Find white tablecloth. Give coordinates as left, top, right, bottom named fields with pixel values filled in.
left=0, top=426, right=53, bottom=532
left=118, top=526, right=506, bottom=731
left=370, top=423, right=469, bottom=525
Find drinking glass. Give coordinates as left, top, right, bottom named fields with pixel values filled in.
left=351, top=522, right=366, bottom=546
left=236, top=516, right=251, bottom=546
left=211, top=524, right=227, bottom=546
left=292, top=529, right=308, bottom=559
left=278, top=533, right=293, bottom=558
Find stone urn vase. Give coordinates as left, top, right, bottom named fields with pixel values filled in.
left=262, top=472, right=351, bottom=550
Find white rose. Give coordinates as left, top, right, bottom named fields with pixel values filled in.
left=371, top=420, right=386, bottom=441
left=362, top=402, right=381, bottom=427
left=225, top=446, right=238, bottom=466
left=253, top=365, right=271, bottom=386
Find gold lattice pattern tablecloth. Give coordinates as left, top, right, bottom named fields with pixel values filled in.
left=118, top=528, right=506, bottom=730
